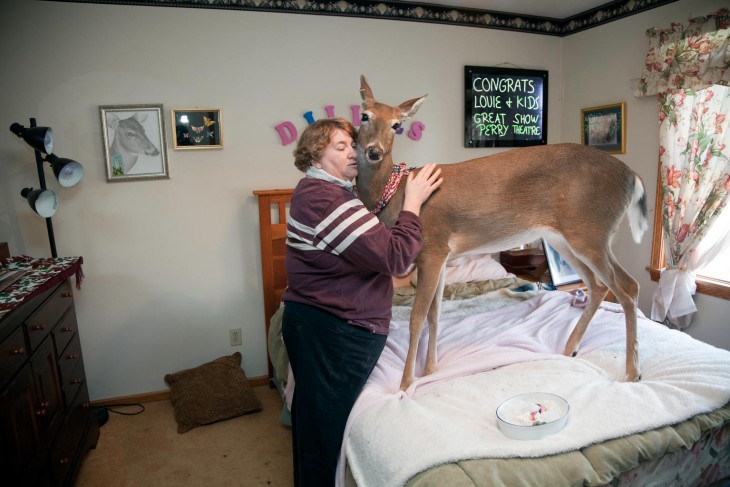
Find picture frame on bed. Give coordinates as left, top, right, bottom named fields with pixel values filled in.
left=581, top=102, right=625, bottom=154
left=172, top=109, right=222, bottom=149
left=542, top=240, right=582, bottom=286
left=99, top=104, right=169, bottom=182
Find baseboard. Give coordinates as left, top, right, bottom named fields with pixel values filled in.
left=90, top=374, right=271, bottom=407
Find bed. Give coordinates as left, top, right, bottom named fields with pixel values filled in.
left=254, top=188, right=730, bottom=487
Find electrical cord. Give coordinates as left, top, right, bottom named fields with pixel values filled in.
left=92, top=403, right=145, bottom=426
left=101, top=403, right=146, bottom=415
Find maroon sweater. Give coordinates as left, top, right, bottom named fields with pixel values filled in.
left=282, top=177, right=423, bottom=334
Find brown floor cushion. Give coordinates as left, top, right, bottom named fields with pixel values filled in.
left=164, top=352, right=262, bottom=433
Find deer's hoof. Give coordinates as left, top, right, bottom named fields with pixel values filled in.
left=563, top=346, right=579, bottom=358
left=623, top=371, right=641, bottom=382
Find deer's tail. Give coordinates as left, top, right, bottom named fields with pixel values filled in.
left=628, top=175, right=648, bottom=244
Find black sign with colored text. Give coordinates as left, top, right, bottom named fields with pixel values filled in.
left=465, top=66, right=548, bottom=148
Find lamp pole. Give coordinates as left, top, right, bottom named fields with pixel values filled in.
left=30, top=117, right=58, bottom=258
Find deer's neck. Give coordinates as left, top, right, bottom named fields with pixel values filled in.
left=356, top=154, right=406, bottom=227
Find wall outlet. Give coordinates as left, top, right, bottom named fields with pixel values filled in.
left=229, top=328, right=242, bottom=346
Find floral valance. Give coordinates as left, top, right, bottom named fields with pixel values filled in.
left=634, top=8, right=730, bottom=97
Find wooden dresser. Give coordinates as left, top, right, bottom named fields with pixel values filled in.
left=0, top=256, right=99, bottom=486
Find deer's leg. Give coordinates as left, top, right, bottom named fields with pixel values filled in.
left=600, top=259, right=640, bottom=382
left=400, top=253, right=448, bottom=391
left=561, top=238, right=640, bottom=382
left=553, top=242, right=609, bottom=358
left=423, top=266, right=446, bottom=376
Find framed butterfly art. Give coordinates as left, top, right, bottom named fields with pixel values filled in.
left=172, top=109, right=223, bottom=150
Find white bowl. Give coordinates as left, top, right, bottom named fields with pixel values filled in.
left=496, top=392, right=570, bottom=440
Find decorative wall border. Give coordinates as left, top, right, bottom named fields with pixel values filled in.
left=47, top=0, right=679, bottom=36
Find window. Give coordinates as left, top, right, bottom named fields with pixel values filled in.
left=649, top=177, right=730, bottom=301
left=695, top=203, right=730, bottom=282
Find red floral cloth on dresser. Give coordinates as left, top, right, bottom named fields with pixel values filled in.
left=0, top=256, right=84, bottom=320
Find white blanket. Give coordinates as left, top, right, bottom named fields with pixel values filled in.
left=339, top=292, right=730, bottom=487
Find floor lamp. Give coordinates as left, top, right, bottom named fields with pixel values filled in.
left=10, top=118, right=84, bottom=258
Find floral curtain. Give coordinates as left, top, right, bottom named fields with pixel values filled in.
left=634, top=8, right=729, bottom=97
left=650, top=85, right=730, bottom=328
left=634, top=8, right=730, bottom=328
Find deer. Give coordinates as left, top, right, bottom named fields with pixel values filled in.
left=354, top=75, right=648, bottom=391
left=107, top=112, right=160, bottom=175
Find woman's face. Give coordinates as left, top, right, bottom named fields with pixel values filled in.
left=312, top=128, right=358, bottom=181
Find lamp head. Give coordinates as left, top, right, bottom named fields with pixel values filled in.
left=45, top=154, right=84, bottom=187
left=9, top=122, right=54, bottom=154
left=21, top=187, right=58, bottom=218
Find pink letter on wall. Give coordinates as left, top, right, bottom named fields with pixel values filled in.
left=350, top=105, right=361, bottom=127
left=274, top=121, right=298, bottom=146
left=408, top=121, right=426, bottom=141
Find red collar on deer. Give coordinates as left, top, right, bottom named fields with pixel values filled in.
left=371, top=162, right=410, bottom=215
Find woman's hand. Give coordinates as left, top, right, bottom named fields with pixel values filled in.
left=402, top=163, right=443, bottom=216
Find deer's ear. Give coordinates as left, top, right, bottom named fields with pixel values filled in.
left=399, top=94, right=428, bottom=119
left=360, top=75, right=374, bottom=102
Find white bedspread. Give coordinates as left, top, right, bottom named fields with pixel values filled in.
left=339, top=292, right=730, bottom=487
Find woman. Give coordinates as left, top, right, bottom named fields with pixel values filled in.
left=282, top=117, right=442, bottom=486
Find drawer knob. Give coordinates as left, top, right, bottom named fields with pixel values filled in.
left=59, top=457, right=70, bottom=465
left=62, top=326, right=74, bottom=333
left=66, top=353, right=79, bottom=360
left=36, top=408, right=47, bottom=416
left=62, top=292, right=73, bottom=298
left=71, top=378, right=83, bottom=385
left=11, top=347, right=26, bottom=355
left=32, top=324, right=46, bottom=331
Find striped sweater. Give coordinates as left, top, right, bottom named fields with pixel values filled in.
left=282, top=176, right=423, bottom=334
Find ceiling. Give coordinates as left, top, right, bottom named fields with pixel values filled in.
left=398, top=0, right=612, bottom=20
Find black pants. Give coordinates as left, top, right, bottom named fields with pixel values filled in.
left=282, top=302, right=387, bottom=487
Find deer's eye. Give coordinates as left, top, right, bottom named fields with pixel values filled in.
left=392, top=122, right=401, bottom=131
left=361, top=113, right=370, bottom=123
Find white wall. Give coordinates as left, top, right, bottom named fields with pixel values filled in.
left=1, top=0, right=564, bottom=400
left=0, top=0, right=727, bottom=401
left=561, top=0, right=730, bottom=350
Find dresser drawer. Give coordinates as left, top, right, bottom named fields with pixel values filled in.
left=0, top=327, right=27, bottom=387
left=61, top=357, right=86, bottom=410
left=57, top=334, right=82, bottom=387
left=49, top=384, right=91, bottom=486
left=51, top=305, right=77, bottom=358
left=24, top=281, right=73, bottom=353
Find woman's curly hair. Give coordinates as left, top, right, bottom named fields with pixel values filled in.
left=293, top=118, right=357, bottom=172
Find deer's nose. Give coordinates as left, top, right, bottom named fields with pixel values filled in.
left=367, top=147, right=382, bottom=162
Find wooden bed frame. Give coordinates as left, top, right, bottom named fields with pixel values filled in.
left=253, top=189, right=293, bottom=378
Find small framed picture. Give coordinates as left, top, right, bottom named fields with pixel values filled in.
left=172, top=109, right=222, bottom=149
left=542, top=240, right=582, bottom=286
left=100, top=104, right=169, bottom=182
left=581, top=102, right=625, bottom=154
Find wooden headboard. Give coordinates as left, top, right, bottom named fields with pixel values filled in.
left=253, top=189, right=293, bottom=378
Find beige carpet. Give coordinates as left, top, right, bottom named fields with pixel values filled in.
left=75, top=384, right=293, bottom=486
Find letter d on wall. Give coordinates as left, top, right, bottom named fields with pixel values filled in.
left=275, top=121, right=298, bottom=145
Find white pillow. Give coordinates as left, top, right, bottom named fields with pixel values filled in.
left=410, top=253, right=515, bottom=286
